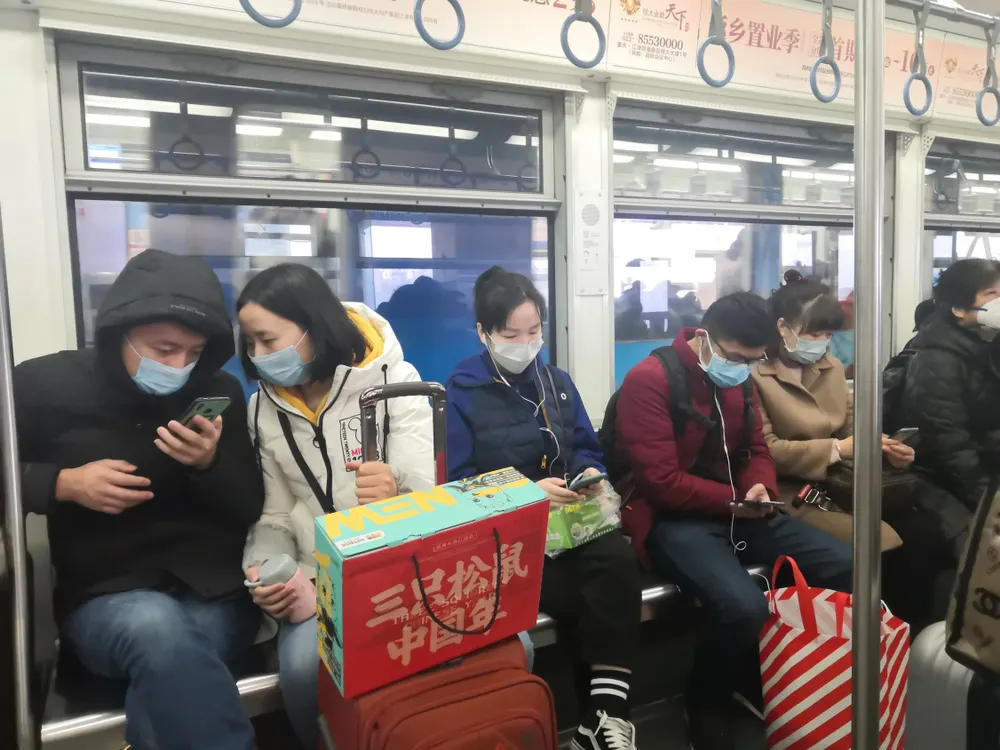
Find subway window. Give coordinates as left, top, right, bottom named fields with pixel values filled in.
left=77, top=66, right=543, bottom=193
left=612, top=106, right=860, bottom=384
left=613, top=113, right=855, bottom=208
left=72, top=200, right=551, bottom=394
left=612, top=220, right=853, bottom=384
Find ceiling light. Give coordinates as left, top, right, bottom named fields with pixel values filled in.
left=831, top=163, right=855, bottom=171
left=654, top=158, right=697, bottom=170
left=615, top=140, right=660, bottom=153
left=309, top=130, right=343, bottom=142
left=698, top=162, right=742, bottom=173
left=776, top=157, right=814, bottom=167
left=85, top=96, right=231, bottom=118
left=282, top=112, right=326, bottom=124
left=734, top=151, right=773, bottom=163
left=614, top=154, right=635, bottom=164
left=87, top=113, right=151, bottom=128
left=690, top=147, right=720, bottom=157
left=237, top=124, right=283, bottom=137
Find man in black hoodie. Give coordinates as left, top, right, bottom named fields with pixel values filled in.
left=15, top=249, right=264, bottom=750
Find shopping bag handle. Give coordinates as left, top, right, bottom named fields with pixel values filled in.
left=412, top=529, right=503, bottom=635
left=771, top=555, right=818, bottom=634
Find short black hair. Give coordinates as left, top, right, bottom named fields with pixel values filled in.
left=473, top=266, right=547, bottom=334
left=933, top=258, right=1000, bottom=311
left=913, top=298, right=935, bottom=331
left=768, top=270, right=845, bottom=339
left=236, top=263, right=367, bottom=382
left=701, top=291, right=772, bottom=349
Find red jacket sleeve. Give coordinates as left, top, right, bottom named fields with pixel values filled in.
left=735, top=388, right=779, bottom=500
left=616, top=358, right=735, bottom=515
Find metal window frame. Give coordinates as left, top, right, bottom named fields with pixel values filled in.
left=57, top=41, right=558, bottom=202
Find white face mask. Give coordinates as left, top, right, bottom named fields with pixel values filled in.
left=978, top=298, right=1000, bottom=330
left=486, top=334, right=543, bottom=375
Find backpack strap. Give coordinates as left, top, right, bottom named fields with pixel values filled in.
left=650, top=346, right=715, bottom=437
left=277, top=411, right=335, bottom=514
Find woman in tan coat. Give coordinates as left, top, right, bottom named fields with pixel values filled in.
left=754, top=272, right=948, bottom=628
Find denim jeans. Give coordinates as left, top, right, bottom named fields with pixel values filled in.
left=63, top=587, right=259, bottom=750
left=280, top=617, right=537, bottom=749
left=647, top=514, right=853, bottom=705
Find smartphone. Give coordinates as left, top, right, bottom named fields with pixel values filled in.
left=568, top=471, right=609, bottom=492
left=740, top=498, right=785, bottom=509
left=891, top=427, right=919, bottom=445
left=179, top=396, right=231, bottom=432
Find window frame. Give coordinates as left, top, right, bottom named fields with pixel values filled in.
left=57, top=42, right=559, bottom=206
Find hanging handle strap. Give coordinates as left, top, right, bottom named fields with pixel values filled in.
left=239, top=0, right=301, bottom=28
left=412, top=529, right=503, bottom=635
left=414, top=0, right=466, bottom=51
left=809, top=0, right=841, bottom=103
left=697, top=0, right=736, bottom=88
left=561, top=0, right=607, bottom=70
left=978, top=20, right=1000, bottom=127
left=770, top=555, right=818, bottom=635
left=903, top=0, right=933, bottom=117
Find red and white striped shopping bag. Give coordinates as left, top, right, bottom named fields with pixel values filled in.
left=758, top=556, right=910, bottom=750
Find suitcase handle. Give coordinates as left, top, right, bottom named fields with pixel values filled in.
left=359, top=382, right=448, bottom=485
left=412, top=529, right=503, bottom=635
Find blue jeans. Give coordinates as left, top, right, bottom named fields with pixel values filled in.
left=647, top=514, right=853, bottom=705
left=279, top=617, right=537, bottom=749
left=63, top=588, right=259, bottom=750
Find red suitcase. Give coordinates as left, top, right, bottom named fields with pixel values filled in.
left=317, top=382, right=557, bottom=750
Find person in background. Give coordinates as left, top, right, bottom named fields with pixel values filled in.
left=615, top=291, right=853, bottom=750
left=753, top=273, right=942, bottom=629
left=829, top=291, right=854, bottom=375
left=14, top=249, right=264, bottom=750
left=238, top=263, right=435, bottom=750
left=900, top=259, right=1000, bottom=557
left=446, top=267, right=643, bottom=750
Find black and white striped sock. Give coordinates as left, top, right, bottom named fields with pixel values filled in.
left=588, top=668, right=631, bottom=720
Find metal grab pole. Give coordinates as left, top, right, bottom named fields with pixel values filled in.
left=0, top=208, right=36, bottom=750
left=852, top=0, right=885, bottom=744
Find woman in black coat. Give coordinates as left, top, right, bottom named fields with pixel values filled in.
left=904, top=259, right=1000, bottom=513
left=897, top=259, right=1000, bottom=624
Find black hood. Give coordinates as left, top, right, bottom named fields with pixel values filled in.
left=909, top=310, right=993, bottom=361
left=95, top=249, right=234, bottom=391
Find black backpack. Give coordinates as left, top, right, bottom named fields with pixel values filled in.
left=882, top=347, right=917, bottom=436
left=600, top=346, right=756, bottom=484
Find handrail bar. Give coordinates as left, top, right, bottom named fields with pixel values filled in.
left=0, top=205, right=36, bottom=749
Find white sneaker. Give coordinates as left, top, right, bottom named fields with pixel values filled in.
left=571, top=710, right=638, bottom=750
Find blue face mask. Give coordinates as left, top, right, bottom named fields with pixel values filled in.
left=128, top=340, right=196, bottom=396
left=251, top=333, right=312, bottom=388
left=698, top=336, right=751, bottom=388
left=784, top=329, right=830, bottom=365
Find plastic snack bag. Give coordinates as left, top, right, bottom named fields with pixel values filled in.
left=545, top=480, right=622, bottom=557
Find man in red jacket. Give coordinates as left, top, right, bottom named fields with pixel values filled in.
left=616, top=292, right=852, bottom=750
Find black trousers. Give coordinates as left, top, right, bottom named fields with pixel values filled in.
left=538, top=529, right=643, bottom=671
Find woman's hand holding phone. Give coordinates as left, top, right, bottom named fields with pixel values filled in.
left=881, top=435, right=915, bottom=469
left=155, top=415, right=222, bottom=470
left=537, top=477, right=583, bottom=506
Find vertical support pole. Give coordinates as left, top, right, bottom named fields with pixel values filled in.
left=852, top=0, right=886, bottom=745
left=0, top=203, right=36, bottom=749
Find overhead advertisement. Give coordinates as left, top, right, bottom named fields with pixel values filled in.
left=167, top=0, right=611, bottom=63
left=609, top=0, right=948, bottom=113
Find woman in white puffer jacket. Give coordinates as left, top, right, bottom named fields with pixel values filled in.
left=237, top=263, right=434, bottom=749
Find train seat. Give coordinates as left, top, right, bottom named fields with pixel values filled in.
left=35, top=565, right=768, bottom=747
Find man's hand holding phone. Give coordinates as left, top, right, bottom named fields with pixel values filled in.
left=55, top=459, right=154, bottom=515
left=730, top=483, right=782, bottom=518
left=155, top=415, right=222, bottom=470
